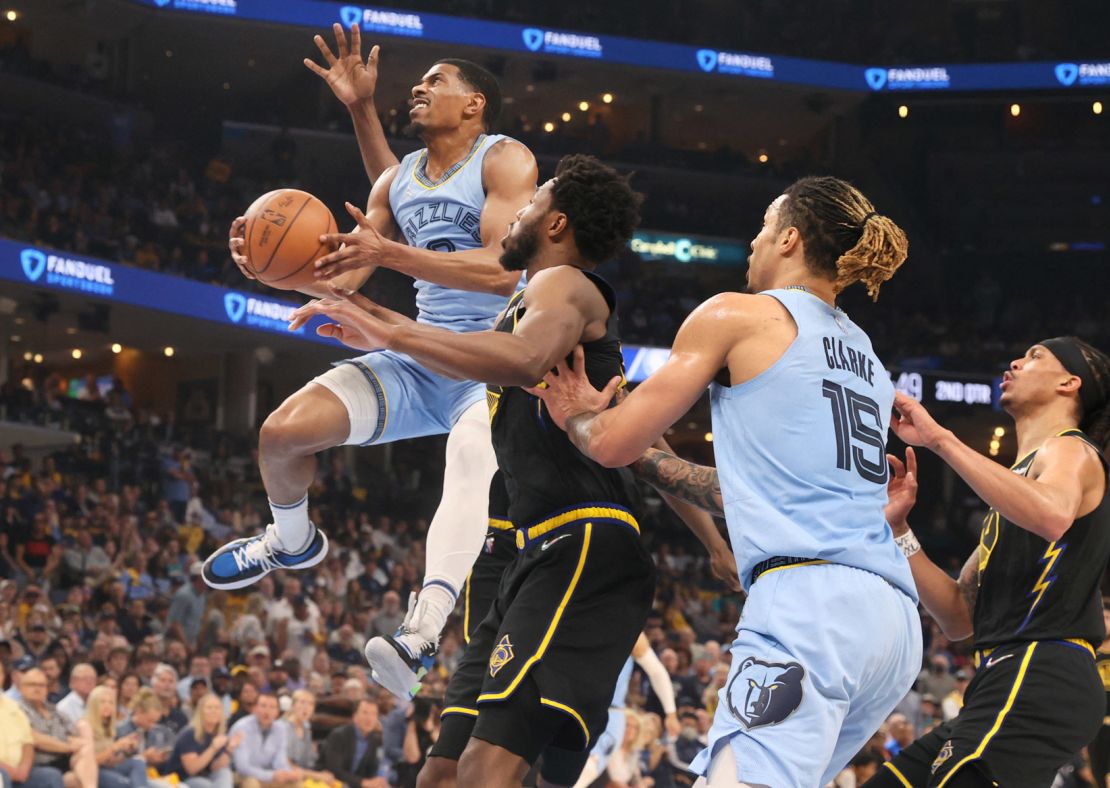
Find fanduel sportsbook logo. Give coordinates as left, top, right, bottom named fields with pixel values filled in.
left=520, top=27, right=602, bottom=58
left=224, top=292, right=304, bottom=334
left=224, top=293, right=246, bottom=323
left=21, top=247, right=114, bottom=295
left=695, top=49, right=773, bottom=78
left=865, top=66, right=949, bottom=91
left=338, top=6, right=423, bottom=37
left=20, top=249, right=46, bottom=282
left=522, top=28, right=543, bottom=52
left=1055, top=61, right=1110, bottom=87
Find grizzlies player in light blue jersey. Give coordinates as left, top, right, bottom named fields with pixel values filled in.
left=532, top=176, right=922, bottom=786
left=205, top=23, right=538, bottom=701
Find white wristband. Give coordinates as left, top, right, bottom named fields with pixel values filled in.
left=894, top=529, right=921, bottom=558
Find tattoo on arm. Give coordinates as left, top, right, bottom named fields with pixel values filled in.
left=631, top=448, right=724, bottom=517
left=957, top=548, right=980, bottom=618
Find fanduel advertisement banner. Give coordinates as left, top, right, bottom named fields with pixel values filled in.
left=130, top=0, right=1101, bottom=93
left=1, top=239, right=336, bottom=346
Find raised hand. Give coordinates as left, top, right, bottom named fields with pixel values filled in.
left=228, top=216, right=254, bottom=280
left=525, top=345, right=621, bottom=431
left=884, top=446, right=918, bottom=535
left=303, top=23, right=381, bottom=107
left=315, top=201, right=389, bottom=280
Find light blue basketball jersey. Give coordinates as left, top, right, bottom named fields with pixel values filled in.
left=710, top=288, right=917, bottom=600
left=610, top=657, right=634, bottom=708
left=388, top=133, right=513, bottom=333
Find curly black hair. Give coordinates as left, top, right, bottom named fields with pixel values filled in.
left=551, top=154, right=643, bottom=265
left=435, top=59, right=501, bottom=129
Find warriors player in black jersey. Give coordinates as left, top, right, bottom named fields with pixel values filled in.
left=288, top=155, right=656, bottom=788
left=864, top=337, right=1110, bottom=788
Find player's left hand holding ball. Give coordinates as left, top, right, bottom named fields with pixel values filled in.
left=314, top=202, right=392, bottom=280
left=228, top=216, right=255, bottom=280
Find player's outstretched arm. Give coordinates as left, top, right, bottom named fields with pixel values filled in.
left=529, top=294, right=738, bottom=468
left=304, top=23, right=399, bottom=183
left=631, top=633, right=680, bottom=737
left=313, top=140, right=536, bottom=296
left=885, top=448, right=975, bottom=641
left=892, top=392, right=1102, bottom=541
left=290, top=265, right=607, bottom=387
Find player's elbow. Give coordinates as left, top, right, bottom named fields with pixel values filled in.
left=589, top=434, right=638, bottom=469
left=1039, top=512, right=1073, bottom=542
left=943, top=622, right=974, bottom=643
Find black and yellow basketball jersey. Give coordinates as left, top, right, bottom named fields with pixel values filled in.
left=486, top=268, right=637, bottom=528
left=973, top=429, right=1110, bottom=650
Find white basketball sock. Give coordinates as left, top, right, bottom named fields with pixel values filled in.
left=414, top=400, right=497, bottom=640
left=269, top=495, right=312, bottom=553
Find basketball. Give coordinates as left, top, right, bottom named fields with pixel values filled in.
left=242, top=188, right=336, bottom=291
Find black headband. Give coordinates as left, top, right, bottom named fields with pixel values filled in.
left=1040, top=337, right=1106, bottom=416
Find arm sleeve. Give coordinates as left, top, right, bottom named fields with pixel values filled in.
left=635, top=648, right=677, bottom=715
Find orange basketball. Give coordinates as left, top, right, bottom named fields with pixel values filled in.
left=243, top=189, right=336, bottom=291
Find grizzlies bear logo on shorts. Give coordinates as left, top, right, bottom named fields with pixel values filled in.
left=725, top=657, right=805, bottom=729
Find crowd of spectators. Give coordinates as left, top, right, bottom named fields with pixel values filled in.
left=2, top=347, right=1100, bottom=786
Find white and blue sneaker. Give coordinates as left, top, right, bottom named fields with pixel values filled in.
left=201, top=523, right=328, bottom=590
left=365, top=592, right=439, bottom=701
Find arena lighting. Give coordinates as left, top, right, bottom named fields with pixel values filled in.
left=578, top=101, right=589, bottom=111
left=993, top=426, right=1006, bottom=437
left=11, top=335, right=19, bottom=342
left=71, top=349, right=82, bottom=359
left=164, top=346, right=175, bottom=357
left=33, top=353, right=43, bottom=363
left=111, top=343, right=123, bottom=354
left=4, top=10, right=16, bottom=21
left=898, top=104, right=909, bottom=118
left=22, top=351, right=31, bottom=361
left=561, top=111, right=572, bottom=122
left=1010, top=103, right=1021, bottom=117
left=602, top=93, right=614, bottom=104
left=758, top=152, right=769, bottom=163
left=1095, top=101, right=1104, bottom=115
left=543, top=121, right=555, bottom=132
left=704, top=432, right=714, bottom=443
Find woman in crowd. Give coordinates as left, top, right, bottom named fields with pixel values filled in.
left=168, top=692, right=238, bottom=788
left=85, top=684, right=149, bottom=787
left=118, top=673, right=142, bottom=718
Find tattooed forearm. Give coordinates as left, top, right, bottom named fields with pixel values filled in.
left=957, top=548, right=980, bottom=618
left=631, top=448, right=724, bottom=517
left=566, top=412, right=597, bottom=459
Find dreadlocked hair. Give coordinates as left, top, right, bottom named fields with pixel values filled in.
left=551, top=154, right=643, bottom=265
left=1072, top=337, right=1110, bottom=452
left=779, top=176, right=909, bottom=301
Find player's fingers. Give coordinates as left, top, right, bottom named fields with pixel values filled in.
left=318, top=232, right=355, bottom=248
left=230, top=216, right=246, bottom=236
left=332, top=23, right=349, bottom=58
left=551, top=358, right=571, bottom=379
left=905, top=446, right=918, bottom=477
left=313, top=34, right=338, bottom=66
left=523, top=385, right=550, bottom=400
left=887, top=453, right=904, bottom=477
left=344, top=201, right=372, bottom=228
left=600, top=375, right=622, bottom=403
left=368, top=43, right=379, bottom=67
left=350, top=24, right=361, bottom=56
left=571, top=344, right=586, bottom=375
left=303, top=58, right=329, bottom=79
left=315, top=323, right=341, bottom=338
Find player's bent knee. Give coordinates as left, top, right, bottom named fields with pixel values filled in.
left=415, top=755, right=457, bottom=788
left=259, top=386, right=350, bottom=457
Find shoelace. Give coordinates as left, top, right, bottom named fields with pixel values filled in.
left=231, top=526, right=282, bottom=574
